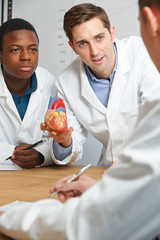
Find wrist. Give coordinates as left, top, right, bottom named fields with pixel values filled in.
left=60, top=138, right=72, bottom=148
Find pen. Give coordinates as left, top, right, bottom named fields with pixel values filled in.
left=49, top=163, right=92, bottom=198
left=5, top=140, right=43, bottom=161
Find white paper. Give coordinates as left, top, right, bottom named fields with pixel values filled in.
left=0, top=160, right=22, bottom=171
left=0, top=164, right=22, bottom=171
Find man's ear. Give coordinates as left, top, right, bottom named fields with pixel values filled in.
left=68, top=41, right=79, bottom=55
left=143, top=6, right=160, bottom=37
left=110, top=26, right=116, bottom=43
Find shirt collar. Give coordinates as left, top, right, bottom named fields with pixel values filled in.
left=22, top=72, right=37, bottom=96
left=30, top=72, right=37, bottom=92
left=84, top=43, right=118, bottom=82
left=11, top=72, right=37, bottom=98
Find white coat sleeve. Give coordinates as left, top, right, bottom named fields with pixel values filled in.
left=49, top=81, right=88, bottom=165
left=34, top=138, right=55, bottom=166
left=0, top=89, right=160, bottom=240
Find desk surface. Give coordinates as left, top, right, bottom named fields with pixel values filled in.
left=0, top=165, right=106, bottom=240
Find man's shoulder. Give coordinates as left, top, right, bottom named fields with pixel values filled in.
left=35, top=67, right=55, bottom=82
left=35, top=67, right=56, bottom=94
left=35, top=66, right=54, bottom=77
left=116, top=36, right=149, bottom=62
left=116, top=36, right=145, bottom=52
left=59, top=57, right=82, bottom=77
left=117, top=36, right=142, bottom=45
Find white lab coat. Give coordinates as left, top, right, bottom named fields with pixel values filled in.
left=0, top=82, right=160, bottom=240
left=0, top=66, right=57, bottom=166
left=54, top=36, right=160, bottom=166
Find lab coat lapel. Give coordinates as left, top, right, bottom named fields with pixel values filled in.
left=106, top=40, right=131, bottom=157
left=80, top=62, right=106, bottom=114
left=107, top=39, right=130, bottom=108
left=23, top=81, right=43, bottom=121
left=0, top=71, right=21, bottom=122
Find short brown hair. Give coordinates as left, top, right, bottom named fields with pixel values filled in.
left=139, top=0, right=160, bottom=10
left=63, top=3, right=111, bottom=42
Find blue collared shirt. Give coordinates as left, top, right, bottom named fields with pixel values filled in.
left=11, top=72, right=37, bottom=120
left=85, top=43, right=118, bottom=107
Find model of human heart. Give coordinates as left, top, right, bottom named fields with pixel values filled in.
left=45, top=96, right=68, bottom=132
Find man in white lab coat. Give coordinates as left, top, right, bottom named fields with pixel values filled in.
left=0, top=1, right=160, bottom=239
left=0, top=18, right=71, bottom=168
left=45, top=3, right=160, bottom=167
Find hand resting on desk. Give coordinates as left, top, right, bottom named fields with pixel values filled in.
left=10, top=144, right=44, bottom=169
left=49, top=174, right=97, bottom=202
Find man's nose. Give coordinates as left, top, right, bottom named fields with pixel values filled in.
left=90, top=42, right=99, bottom=56
left=20, top=49, right=31, bottom=60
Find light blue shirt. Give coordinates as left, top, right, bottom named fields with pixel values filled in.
left=85, top=43, right=118, bottom=107
left=53, top=44, right=118, bottom=161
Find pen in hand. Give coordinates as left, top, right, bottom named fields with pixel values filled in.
left=49, top=163, right=92, bottom=199
left=5, top=140, right=43, bottom=161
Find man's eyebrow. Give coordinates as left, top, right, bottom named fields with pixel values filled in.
left=8, top=43, right=38, bottom=47
left=75, top=39, right=86, bottom=45
left=75, top=32, right=106, bottom=45
left=8, top=43, right=39, bottom=48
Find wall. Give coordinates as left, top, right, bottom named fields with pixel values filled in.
left=0, top=0, right=140, bottom=165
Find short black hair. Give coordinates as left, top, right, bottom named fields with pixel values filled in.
left=0, top=18, right=39, bottom=51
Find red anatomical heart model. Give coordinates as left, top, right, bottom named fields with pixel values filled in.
left=45, top=97, right=68, bottom=132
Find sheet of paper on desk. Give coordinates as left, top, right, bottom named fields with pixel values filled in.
left=0, top=162, right=22, bottom=171
left=0, top=148, right=22, bottom=170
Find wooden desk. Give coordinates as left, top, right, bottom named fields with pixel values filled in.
left=0, top=165, right=106, bottom=240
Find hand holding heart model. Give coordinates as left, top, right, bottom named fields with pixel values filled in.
left=45, top=96, right=68, bottom=132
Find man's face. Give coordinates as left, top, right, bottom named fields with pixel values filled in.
left=69, top=17, right=116, bottom=79
left=0, top=30, right=39, bottom=81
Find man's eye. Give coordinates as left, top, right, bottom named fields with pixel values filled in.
left=30, top=48, right=38, bottom=52
left=11, top=49, right=19, bottom=52
left=79, top=42, right=86, bottom=47
left=97, top=36, right=103, bottom=40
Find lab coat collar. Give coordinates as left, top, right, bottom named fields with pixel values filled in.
left=115, top=38, right=130, bottom=73
left=0, top=67, right=8, bottom=97
left=0, top=66, right=45, bottom=123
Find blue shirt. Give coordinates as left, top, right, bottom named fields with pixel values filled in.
left=85, top=43, right=118, bottom=107
left=11, top=72, right=37, bottom=120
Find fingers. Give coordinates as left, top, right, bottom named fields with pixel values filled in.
left=50, top=175, right=73, bottom=193
left=49, top=174, right=97, bottom=202
left=58, top=190, right=81, bottom=202
left=11, top=149, right=39, bottom=168
left=40, top=122, right=48, bottom=131
left=15, top=144, right=30, bottom=151
left=49, top=127, right=73, bottom=147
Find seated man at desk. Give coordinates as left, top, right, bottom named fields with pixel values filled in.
left=0, top=18, right=72, bottom=169
left=42, top=3, right=160, bottom=167
left=0, top=0, right=160, bottom=239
